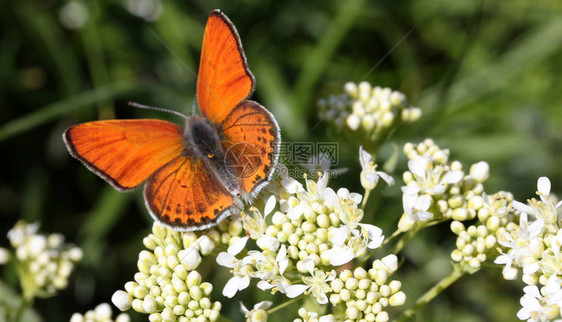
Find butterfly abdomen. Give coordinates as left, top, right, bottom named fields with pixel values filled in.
left=184, top=116, right=240, bottom=196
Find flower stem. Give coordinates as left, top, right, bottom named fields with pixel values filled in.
left=395, top=268, right=465, bottom=321
left=390, top=223, right=424, bottom=254
left=362, top=189, right=372, bottom=209
left=267, top=297, right=299, bottom=314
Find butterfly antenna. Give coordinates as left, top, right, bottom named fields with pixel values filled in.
left=191, top=96, right=199, bottom=116
left=128, top=102, right=189, bottom=120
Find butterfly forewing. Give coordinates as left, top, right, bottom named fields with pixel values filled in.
left=144, top=156, right=240, bottom=230
left=64, top=120, right=184, bottom=190
left=220, top=101, right=280, bottom=200
left=197, top=10, right=254, bottom=125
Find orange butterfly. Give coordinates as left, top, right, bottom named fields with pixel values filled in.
left=63, top=10, right=280, bottom=231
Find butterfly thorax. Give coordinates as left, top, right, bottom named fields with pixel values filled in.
left=183, top=116, right=241, bottom=196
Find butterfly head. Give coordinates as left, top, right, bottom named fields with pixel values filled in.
left=184, top=116, right=241, bottom=196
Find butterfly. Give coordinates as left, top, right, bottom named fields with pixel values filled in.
left=63, top=10, right=280, bottom=231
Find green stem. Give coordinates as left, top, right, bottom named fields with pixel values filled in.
left=267, top=297, right=299, bottom=314
left=361, top=189, right=371, bottom=209
left=395, top=268, right=465, bottom=321
left=13, top=296, right=33, bottom=322
left=390, top=223, right=424, bottom=254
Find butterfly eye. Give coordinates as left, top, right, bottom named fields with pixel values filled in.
left=207, top=153, right=215, bottom=159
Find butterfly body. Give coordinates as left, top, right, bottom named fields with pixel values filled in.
left=64, top=10, right=280, bottom=231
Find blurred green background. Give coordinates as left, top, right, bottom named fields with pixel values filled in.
left=1, top=0, right=561, bottom=320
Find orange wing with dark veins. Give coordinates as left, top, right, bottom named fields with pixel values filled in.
left=143, top=156, right=240, bottom=230
left=220, top=101, right=280, bottom=200
left=63, top=120, right=184, bottom=190
left=197, top=9, right=254, bottom=125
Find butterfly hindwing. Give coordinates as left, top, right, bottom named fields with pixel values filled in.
left=197, top=9, right=254, bottom=125
left=64, top=120, right=184, bottom=190
left=143, top=156, right=240, bottom=230
left=220, top=100, right=280, bottom=200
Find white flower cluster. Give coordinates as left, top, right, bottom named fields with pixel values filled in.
left=112, top=220, right=244, bottom=321
left=216, top=174, right=387, bottom=300
left=318, top=81, right=421, bottom=137
left=329, top=255, right=406, bottom=322
left=213, top=167, right=402, bottom=320
left=399, top=139, right=490, bottom=231
left=450, top=192, right=514, bottom=271
left=7, top=220, right=82, bottom=298
left=70, top=303, right=129, bottom=322
left=493, top=177, right=562, bottom=321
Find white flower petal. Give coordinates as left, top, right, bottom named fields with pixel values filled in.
left=329, top=248, right=355, bottom=266
left=254, top=300, right=273, bottom=310
left=365, top=173, right=379, bottom=184
left=378, top=171, right=395, bottom=186
left=523, top=286, right=541, bottom=299
left=285, top=284, right=309, bottom=298
left=401, top=185, right=420, bottom=195
left=287, top=204, right=305, bottom=220
left=528, top=219, right=544, bottom=235
left=516, top=307, right=531, bottom=320
left=545, top=275, right=560, bottom=294
left=523, top=262, right=540, bottom=275
left=360, top=224, right=384, bottom=249
left=257, top=280, right=274, bottom=290
left=240, top=302, right=250, bottom=314
left=359, top=146, right=372, bottom=169
left=317, top=292, right=329, bottom=304
left=430, top=184, right=446, bottom=195
left=256, top=235, right=280, bottom=252
left=416, top=195, right=432, bottom=211
left=216, top=252, right=236, bottom=268
left=537, top=177, right=551, bottom=196
left=264, top=195, right=276, bottom=216
left=324, top=188, right=340, bottom=209
left=277, top=245, right=289, bottom=275
left=317, top=174, right=329, bottom=194
left=238, top=275, right=250, bottom=291
left=301, top=258, right=315, bottom=275
left=348, top=192, right=363, bottom=204
left=494, top=254, right=512, bottom=265
left=417, top=211, right=433, bottom=221
left=512, top=200, right=533, bottom=214
left=408, top=158, right=428, bottom=178
left=330, top=226, right=349, bottom=246
left=223, top=276, right=243, bottom=298
left=228, top=236, right=249, bottom=255
left=443, top=171, right=463, bottom=184
left=282, top=177, right=304, bottom=193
